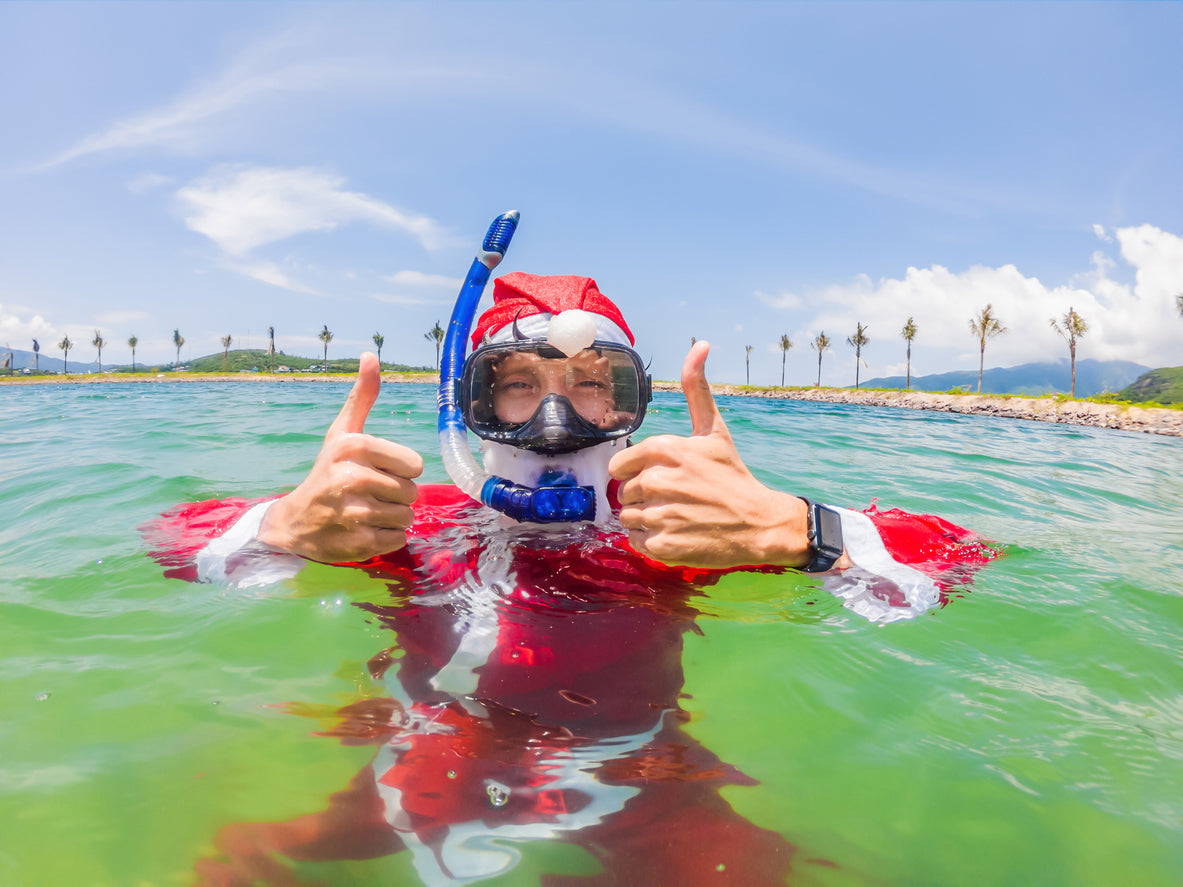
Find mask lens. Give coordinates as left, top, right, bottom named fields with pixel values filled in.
left=464, top=343, right=645, bottom=438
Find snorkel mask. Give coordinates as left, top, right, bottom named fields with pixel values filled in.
left=437, top=213, right=650, bottom=524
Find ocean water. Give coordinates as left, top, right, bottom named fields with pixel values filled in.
left=1, top=380, right=1181, bottom=886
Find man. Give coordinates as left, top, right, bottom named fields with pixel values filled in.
left=153, top=273, right=993, bottom=621
left=149, top=274, right=997, bottom=885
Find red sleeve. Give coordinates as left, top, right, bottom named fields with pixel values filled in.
left=139, top=496, right=275, bottom=581
left=863, top=502, right=1002, bottom=574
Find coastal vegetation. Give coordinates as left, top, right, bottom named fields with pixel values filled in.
left=1049, top=307, right=1089, bottom=398
left=900, top=317, right=917, bottom=390
left=846, top=322, right=869, bottom=389
left=811, top=331, right=831, bottom=387
left=778, top=334, right=793, bottom=386
left=318, top=325, right=333, bottom=372
left=1114, top=366, right=1183, bottom=407
left=969, top=304, right=1008, bottom=393
left=425, top=321, right=446, bottom=371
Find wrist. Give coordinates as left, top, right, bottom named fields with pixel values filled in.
left=255, top=496, right=298, bottom=556
left=758, top=492, right=814, bottom=568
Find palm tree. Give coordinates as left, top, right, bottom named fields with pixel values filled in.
left=92, top=329, right=106, bottom=374
left=267, top=326, right=276, bottom=374
left=1049, top=307, right=1089, bottom=399
left=172, top=328, right=185, bottom=371
left=221, top=334, right=233, bottom=371
left=425, top=321, right=445, bottom=371
left=128, top=335, right=138, bottom=373
left=846, top=322, right=869, bottom=388
left=372, top=332, right=385, bottom=367
left=778, top=335, right=793, bottom=386
left=318, top=325, right=333, bottom=372
left=900, top=317, right=917, bottom=390
left=32, top=338, right=40, bottom=372
left=811, top=332, right=831, bottom=387
left=59, top=335, right=73, bottom=374
left=745, top=345, right=753, bottom=385
left=968, top=304, right=1007, bottom=393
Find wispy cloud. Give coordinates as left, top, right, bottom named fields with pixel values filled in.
left=755, top=289, right=803, bottom=310
left=370, top=292, right=442, bottom=307
left=228, top=259, right=323, bottom=296
left=125, top=172, right=174, bottom=194
left=96, top=310, right=151, bottom=326
left=34, top=28, right=358, bottom=171
left=177, top=164, right=454, bottom=256
left=385, top=270, right=463, bottom=289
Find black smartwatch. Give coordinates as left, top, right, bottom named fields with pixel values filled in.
left=798, top=498, right=845, bottom=573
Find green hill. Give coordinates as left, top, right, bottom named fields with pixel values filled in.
left=1115, top=366, right=1183, bottom=405
left=173, top=349, right=431, bottom=375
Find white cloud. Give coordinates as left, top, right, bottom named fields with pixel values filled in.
left=0, top=305, right=57, bottom=345
left=766, top=224, right=1183, bottom=372
left=35, top=28, right=361, bottom=170
left=370, top=292, right=440, bottom=306
left=177, top=165, right=453, bottom=257
left=126, top=172, right=174, bottom=194
left=1093, top=223, right=1113, bottom=243
left=229, top=259, right=323, bottom=295
left=754, top=289, right=803, bottom=310
left=385, top=270, right=463, bottom=289
left=96, top=310, right=151, bottom=326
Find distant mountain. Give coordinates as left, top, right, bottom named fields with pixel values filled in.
left=1, top=347, right=102, bottom=374
left=0, top=347, right=431, bottom=375
left=1116, top=366, right=1183, bottom=405
left=862, top=359, right=1150, bottom=398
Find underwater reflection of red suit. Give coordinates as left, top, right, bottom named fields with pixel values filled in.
left=158, top=485, right=998, bottom=884
left=192, top=509, right=799, bottom=884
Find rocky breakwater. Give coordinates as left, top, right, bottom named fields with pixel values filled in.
left=652, top=382, right=1183, bottom=437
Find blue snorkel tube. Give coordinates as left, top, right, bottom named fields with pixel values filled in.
left=437, top=211, right=597, bottom=523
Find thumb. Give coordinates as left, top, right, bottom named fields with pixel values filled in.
left=681, top=341, right=729, bottom=438
left=328, top=352, right=381, bottom=436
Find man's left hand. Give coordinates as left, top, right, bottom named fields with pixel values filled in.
left=609, top=341, right=848, bottom=571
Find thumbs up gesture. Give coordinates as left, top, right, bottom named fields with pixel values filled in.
left=609, top=341, right=826, bottom=570
left=257, top=352, right=424, bottom=563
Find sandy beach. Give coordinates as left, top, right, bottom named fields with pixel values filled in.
left=4, top=372, right=1180, bottom=437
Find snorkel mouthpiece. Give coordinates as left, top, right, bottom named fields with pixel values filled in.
left=482, top=472, right=596, bottom=523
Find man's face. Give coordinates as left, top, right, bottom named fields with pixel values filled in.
left=490, top=349, right=616, bottom=426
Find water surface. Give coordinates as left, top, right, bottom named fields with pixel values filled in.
left=2, top=381, right=1181, bottom=885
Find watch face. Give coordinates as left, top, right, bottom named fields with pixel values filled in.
left=815, top=505, right=844, bottom=551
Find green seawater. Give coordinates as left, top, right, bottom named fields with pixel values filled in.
left=1, top=381, right=1181, bottom=886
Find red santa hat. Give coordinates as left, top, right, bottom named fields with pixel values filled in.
left=471, top=272, right=635, bottom=349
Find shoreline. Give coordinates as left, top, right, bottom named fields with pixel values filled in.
left=653, top=381, right=1183, bottom=437
left=4, top=373, right=1180, bottom=437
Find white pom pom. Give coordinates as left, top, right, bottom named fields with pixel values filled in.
left=546, top=310, right=598, bottom=356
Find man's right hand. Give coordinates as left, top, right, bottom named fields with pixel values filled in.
left=256, top=352, right=424, bottom=563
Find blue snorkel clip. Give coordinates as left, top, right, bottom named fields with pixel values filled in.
left=436, top=211, right=597, bottom=523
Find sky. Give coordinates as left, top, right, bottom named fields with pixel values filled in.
left=1, top=1, right=1181, bottom=385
